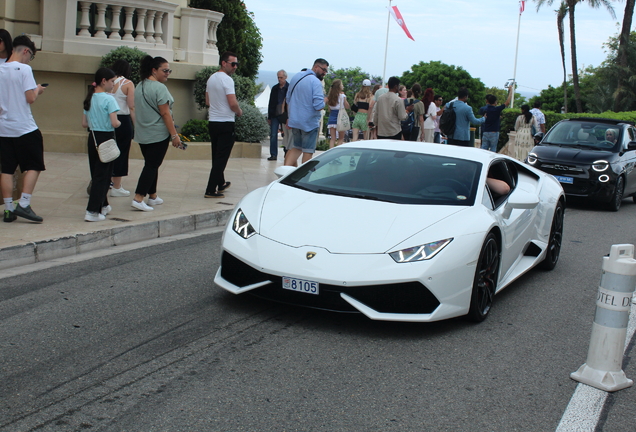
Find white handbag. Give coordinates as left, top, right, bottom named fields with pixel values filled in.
left=336, top=96, right=350, bottom=132
left=88, top=113, right=120, bottom=163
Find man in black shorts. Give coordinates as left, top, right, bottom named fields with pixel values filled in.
left=0, top=35, right=47, bottom=223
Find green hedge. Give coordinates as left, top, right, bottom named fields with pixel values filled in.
left=496, top=110, right=636, bottom=151
left=99, top=46, right=148, bottom=85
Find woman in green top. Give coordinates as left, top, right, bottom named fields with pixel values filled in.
left=131, top=55, right=183, bottom=212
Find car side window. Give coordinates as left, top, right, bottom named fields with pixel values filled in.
left=628, top=128, right=636, bottom=149
left=485, top=160, right=514, bottom=209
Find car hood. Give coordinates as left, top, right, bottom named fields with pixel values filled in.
left=257, top=183, right=467, bottom=254
left=532, top=144, right=616, bottom=163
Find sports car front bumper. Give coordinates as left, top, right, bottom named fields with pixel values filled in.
left=214, top=232, right=481, bottom=322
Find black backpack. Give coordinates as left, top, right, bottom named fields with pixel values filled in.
left=401, top=98, right=416, bottom=135
left=439, top=102, right=457, bottom=137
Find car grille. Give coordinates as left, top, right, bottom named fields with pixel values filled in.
left=220, top=252, right=440, bottom=314
left=535, top=162, right=591, bottom=195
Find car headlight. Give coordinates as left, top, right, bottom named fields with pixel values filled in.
left=527, top=153, right=538, bottom=165
left=592, top=160, right=609, bottom=172
left=232, top=209, right=256, bottom=239
left=389, top=238, right=453, bottom=263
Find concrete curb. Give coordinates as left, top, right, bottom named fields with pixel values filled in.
left=0, top=209, right=233, bottom=271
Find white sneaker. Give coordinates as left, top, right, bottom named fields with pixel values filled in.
left=101, top=205, right=112, bottom=216
left=110, top=186, right=130, bottom=197
left=85, top=211, right=106, bottom=222
left=147, top=196, right=164, bottom=206
left=131, top=200, right=154, bottom=212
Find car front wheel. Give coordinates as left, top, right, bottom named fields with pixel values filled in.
left=608, top=176, right=624, bottom=212
left=540, top=200, right=564, bottom=270
left=467, top=233, right=499, bottom=322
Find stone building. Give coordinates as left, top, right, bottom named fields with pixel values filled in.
left=0, top=0, right=222, bottom=153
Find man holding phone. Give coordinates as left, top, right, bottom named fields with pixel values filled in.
left=0, top=35, right=46, bottom=223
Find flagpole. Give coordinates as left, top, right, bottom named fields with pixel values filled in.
left=382, top=0, right=391, bottom=85
left=511, top=3, right=523, bottom=108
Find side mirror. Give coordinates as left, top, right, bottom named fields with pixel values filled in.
left=502, top=189, right=539, bottom=219
left=274, top=165, right=296, bottom=179
left=628, top=141, right=636, bottom=151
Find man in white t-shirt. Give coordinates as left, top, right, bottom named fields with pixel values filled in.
left=0, top=35, right=47, bottom=223
left=204, top=51, right=243, bottom=198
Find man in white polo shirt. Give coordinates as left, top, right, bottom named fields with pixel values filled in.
left=204, top=51, right=243, bottom=199
left=0, top=35, right=47, bottom=223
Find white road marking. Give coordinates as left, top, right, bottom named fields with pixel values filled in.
left=556, top=296, right=636, bottom=431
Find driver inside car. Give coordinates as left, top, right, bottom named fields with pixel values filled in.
left=605, top=129, right=618, bottom=144
left=486, top=177, right=511, bottom=197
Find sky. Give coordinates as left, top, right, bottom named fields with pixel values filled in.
left=248, top=0, right=625, bottom=96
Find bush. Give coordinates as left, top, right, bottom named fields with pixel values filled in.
left=99, top=46, right=148, bottom=85
left=180, top=119, right=210, bottom=142
left=193, top=66, right=258, bottom=110
left=235, top=100, right=269, bottom=142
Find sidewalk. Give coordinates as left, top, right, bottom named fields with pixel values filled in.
left=0, top=146, right=284, bottom=270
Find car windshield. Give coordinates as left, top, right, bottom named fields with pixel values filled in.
left=280, top=147, right=482, bottom=205
left=542, top=120, right=621, bottom=151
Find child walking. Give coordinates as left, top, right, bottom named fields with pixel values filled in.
left=82, top=68, right=120, bottom=221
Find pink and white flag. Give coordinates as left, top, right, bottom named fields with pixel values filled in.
left=389, top=5, right=414, bottom=41
left=519, top=1, right=525, bottom=14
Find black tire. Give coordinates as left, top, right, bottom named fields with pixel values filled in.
left=539, top=200, right=564, bottom=270
left=632, top=194, right=636, bottom=204
left=608, top=176, right=624, bottom=212
left=467, top=233, right=500, bottom=322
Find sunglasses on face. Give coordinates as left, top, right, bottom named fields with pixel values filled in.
left=162, top=69, right=172, bottom=74
left=229, top=62, right=239, bottom=67
left=317, top=66, right=328, bottom=74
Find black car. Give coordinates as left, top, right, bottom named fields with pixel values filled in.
left=526, top=118, right=636, bottom=211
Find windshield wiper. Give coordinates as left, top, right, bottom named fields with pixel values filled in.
left=316, top=189, right=386, bottom=202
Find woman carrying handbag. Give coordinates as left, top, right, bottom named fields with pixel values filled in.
left=82, top=68, right=120, bottom=222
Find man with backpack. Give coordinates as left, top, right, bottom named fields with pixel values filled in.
left=441, top=87, right=485, bottom=147
left=371, top=77, right=414, bottom=140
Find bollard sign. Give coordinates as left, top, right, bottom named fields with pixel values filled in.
left=571, top=244, right=636, bottom=392
left=597, top=286, right=633, bottom=311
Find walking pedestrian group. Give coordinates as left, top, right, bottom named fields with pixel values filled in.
left=0, top=34, right=538, bottom=225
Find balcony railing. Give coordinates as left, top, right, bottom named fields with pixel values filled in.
left=41, top=0, right=223, bottom=65
left=76, top=2, right=168, bottom=45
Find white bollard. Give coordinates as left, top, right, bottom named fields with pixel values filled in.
left=570, top=244, right=636, bottom=392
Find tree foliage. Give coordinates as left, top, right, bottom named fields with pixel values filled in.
left=400, top=61, right=486, bottom=113
left=189, top=0, right=262, bottom=79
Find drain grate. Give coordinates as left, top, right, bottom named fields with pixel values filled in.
left=110, top=217, right=131, bottom=222
left=219, top=202, right=234, bottom=206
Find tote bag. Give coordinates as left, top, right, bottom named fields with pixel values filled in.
left=336, top=96, right=350, bottom=132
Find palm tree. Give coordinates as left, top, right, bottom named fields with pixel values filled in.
left=535, top=0, right=616, bottom=113
left=556, top=2, right=568, bottom=113
left=613, top=0, right=635, bottom=112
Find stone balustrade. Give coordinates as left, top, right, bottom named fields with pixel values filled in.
left=41, top=0, right=223, bottom=64
left=76, top=1, right=168, bottom=45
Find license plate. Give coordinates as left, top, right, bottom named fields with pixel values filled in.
left=554, top=175, right=574, bottom=184
left=282, top=276, right=319, bottom=295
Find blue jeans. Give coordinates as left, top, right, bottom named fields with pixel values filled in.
left=434, top=132, right=442, bottom=144
left=269, top=117, right=281, bottom=158
left=481, top=132, right=499, bottom=152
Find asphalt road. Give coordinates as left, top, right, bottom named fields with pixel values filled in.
left=1, top=200, right=636, bottom=432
